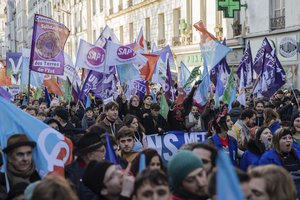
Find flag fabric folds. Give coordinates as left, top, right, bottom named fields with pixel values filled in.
left=116, top=64, right=140, bottom=84
left=253, top=38, right=273, bottom=75
left=183, top=66, right=200, bottom=89
left=0, top=87, right=13, bottom=101
left=179, top=61, right=190, bottom=89
left=105, top=40, right=148, bottom=66
left=193, top=20, right=231, bottom=72
left=6, top=52, right=22, bottom=85
left=0, top=96, right=73, bottom=177
left=217, top=150, right=244, bottom=200
left=164, top=59, right=174, bottom=100
left=139, top=54, right=160, bottom=81
left=45, top=87, right=51, bottom=107
left=105, top=133, right=119, bottom=164
left=253, top=51, right=286, bottom=98
left=29, top=14, right=70, bottom=75
left=75, top=39, right=106, bottom=72
left=136, top=27, right=148, bottom=53
left=222, top=69, right=236, bottom=109
left=43, top=75, right=63, bottom=96
left=237, top=67, right=246, bottom=106
left=237, top=41, right=253, bottom=87
left=95, top=25, right=120, bottom=47
left=160, top=93, right=169, bottom=119
left=194, top=58, right=210, bottom=106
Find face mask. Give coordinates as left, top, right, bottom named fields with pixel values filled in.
left=132, top=140, right=143, bottom=152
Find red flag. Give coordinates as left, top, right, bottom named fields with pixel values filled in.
left=43, top=75, right=63, bottom=96
left=193, top=20, right=218, bottom=44
left=0, top=66, right=12, bottom=86
left=139, top=54, right=159, bottom=81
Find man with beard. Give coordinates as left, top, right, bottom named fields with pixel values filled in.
left=0, top=134, right=40, bottom=200
left=116, top=126, right=138, bottom=163
left=98, top=101, right=123, bottom=137
left=168, top=151, right=208, bottom=200
left=232, top=109, right=257, bottom=151
left=254, top=100, right=265, bottom=127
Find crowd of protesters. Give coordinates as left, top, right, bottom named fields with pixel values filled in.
left=1, top=82, right=300, bottom=200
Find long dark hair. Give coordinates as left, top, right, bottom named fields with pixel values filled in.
left=123, top=114, right=145, bottom=133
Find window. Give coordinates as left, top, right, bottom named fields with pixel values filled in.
left=173, top=8, right=181, bottom=37
left=93, top=0, right=96, bottom=15
left=271, top=0, right=285, bottom=30
left=119, top=26, right=124, bottom=43
left=129, top=23, right=133, bottom=42
left=100, top=0, right=103, bottom=12
left=145, top=17, right=150, bottom=41
left=158, top=13, right=165, bottom=40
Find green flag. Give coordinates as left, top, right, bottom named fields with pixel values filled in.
left=64, top=79, right=72, bottom=103
left=222, top=69, right=235, bottom=105
left=160, top=93, right=169, bottom=119
left=183, top=66, right=201, bottom=88
left=33, top=88, right=42, bottom=100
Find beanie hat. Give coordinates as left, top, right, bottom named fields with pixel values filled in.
left=83, top=160, right=113, bottom=195
left=74, top=133, right=104, bottom=156
left=167, top=151, right=203, bottom=191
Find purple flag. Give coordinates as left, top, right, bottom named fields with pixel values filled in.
left=258, top=51, right=286, bottom=98
left=30, top=14, right=70, bottom=75
left=210, top=40, right=230, bottom=87
left=237, top=41, right=253, bottom=87
left=164, top=58, right=173, bottom=100
left=0, top=87, right=13, bottom=101
left=80, top=66, right=117, bottom=102
left=253, top=38, right=273, bottom=75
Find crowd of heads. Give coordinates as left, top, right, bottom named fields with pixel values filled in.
left=1, top=87, right=300, bottom=200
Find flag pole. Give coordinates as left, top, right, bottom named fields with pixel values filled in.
left=26, top=69, right=32, bottom=105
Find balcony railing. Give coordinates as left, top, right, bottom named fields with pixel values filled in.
left=270, top=16, right=285, bottom=30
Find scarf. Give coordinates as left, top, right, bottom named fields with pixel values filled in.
left=6, top=162, right=36, bottom=185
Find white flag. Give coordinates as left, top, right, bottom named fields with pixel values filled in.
left=105, top=40, right=148, bottom=66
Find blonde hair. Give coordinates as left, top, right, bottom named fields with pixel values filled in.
left=248, top=165, right=297, bottom=200
left=31, top=175, right=78, bottom=200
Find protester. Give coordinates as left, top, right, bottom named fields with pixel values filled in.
left=45, top=118, right=63, bottom=132
left=127, top=95, right=143, bottom=121
left=131, top=148, right=164, bottom=177
left=0, top=134, right=40, bottom=200
left=123, top=114, right=148, bottom=151
left=248, top=165, right=297, bottom=200
left=291, top=112, right=300, bottom=151
left=116, top=126, right=138, bottom=163
left=240, top=126, right=273, bottom=171
left=190, top=143, right=217, bottom=177
left=143, top=103, right=168, bottom=135
left=65, top=131, right=106, bottom=200
left=132, top=169, right=171, bottom=200
left=229, top=100, right=243, bottom=124
left=31, top=175, right=78, bottom=200
left=81, top=107, right=96, bottom=130
left=202, top=99, right=218, bottom=130
left=232, top=109, right=257, bottom=151
left=207, top=113, right=238, bottom=166
left=83, top=160, right=134, bottom=200
left=263, top=108, right=281, bottom=134
left=259, top=128, right=300, bottom=172
left=185, top=104, right=205, bottom=131
left=97, top=101, right=123, bottom=137
left=141, top=95, right=153, bottom=119
left=168, top=150, right=208, bottom=200
left=254, top=100, right=265, bottom=127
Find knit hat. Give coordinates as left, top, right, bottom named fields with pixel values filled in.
left=168, top=150, right=203, bottom=190
left=83, top=160, right=113, bottom=195
left=3, top=134, right=36, bottom=154
left=291, top=112, right=300, bottom=124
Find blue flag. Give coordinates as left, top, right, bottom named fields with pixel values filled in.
left=105, top=133, right=119, bottom=165
left=195, top=58, right=210, bottom=106
left=0, top=97, right=73, bottom=177
left=139, top=154, right=146, bottom=173
left=85, top=94, right=91, bottom=108
left=217, top=150, right=244, bottom=200
left=116, top=64, right=140, bottom=84
left=45, top=87, right=51, bottom=108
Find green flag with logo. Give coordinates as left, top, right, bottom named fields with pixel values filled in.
left=160, top=93, right=169, bottom=119
left=222, top=69, right=235, bottom=105
left=183, top=66, right=201, bottom=89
